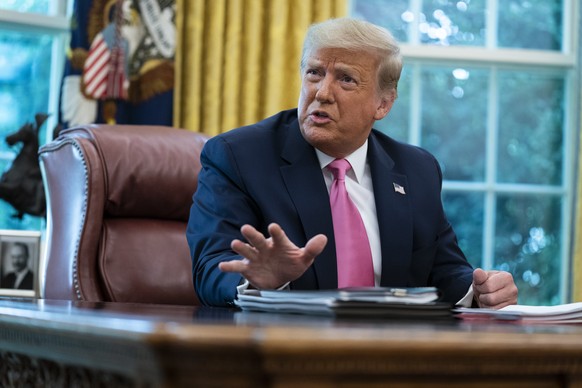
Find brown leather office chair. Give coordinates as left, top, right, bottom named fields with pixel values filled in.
left=39, top=124, right=207, bottom=305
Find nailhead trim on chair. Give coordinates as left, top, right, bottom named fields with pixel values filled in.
left=42, top=139, right=89, bottom=301
left=71, top=140, right=89, bottom=301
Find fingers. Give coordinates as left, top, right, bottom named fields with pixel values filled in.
left=231, top=238, right=257, bottom=259
left=232, top=224, right=279, bottom=259
left=220, top=223, right=324, bottom=289
left=218, top=257, right=249, bottom=273
left=230, top=224, right=287, bottom=262
left=473, top=269, right=518, bottom=309
left=304, top=234, right=327, bottom=258
left=472, top=268, right=488, bottom=286
left=224, top=224, right=269, bottom=274
left=267, top=223, right=327, bottom=262
left=240, top=224, right=269, bottom=250
left=473, top=270, right=511, bottom=294
left=475, top=286, right=517, bottom=309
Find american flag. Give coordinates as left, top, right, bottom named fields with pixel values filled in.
left=82, top=0, right=127, bottom=100
left=106, top=44, right=127, bottom=99
left=393, top=182, right=406, bottom=195
left=83, top=32, right=111, bottom=99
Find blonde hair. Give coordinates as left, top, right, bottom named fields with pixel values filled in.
left=300, top=18, right=402, bottom=96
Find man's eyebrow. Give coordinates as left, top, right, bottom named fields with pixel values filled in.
left=333, top=63, right=361, bottom=76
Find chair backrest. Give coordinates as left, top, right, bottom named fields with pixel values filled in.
left=39, top=124, right=207, bottom=305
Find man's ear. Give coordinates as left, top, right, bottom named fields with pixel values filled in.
left=374, top=91, right=396, bottom=121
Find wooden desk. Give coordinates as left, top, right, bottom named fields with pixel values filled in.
left=0, top=298, right=581, bottom=387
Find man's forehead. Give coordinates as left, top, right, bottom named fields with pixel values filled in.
left=307, top=56, right=350, bottom=68
left=305, top=47, right=377, bottom=68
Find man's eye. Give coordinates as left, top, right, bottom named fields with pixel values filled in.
left=342, top=75, right=355, bottom=83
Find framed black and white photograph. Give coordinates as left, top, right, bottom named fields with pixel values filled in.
left=0, top=230, right=41, bottom=297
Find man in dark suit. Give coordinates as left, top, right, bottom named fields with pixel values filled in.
left=187, top=18, right=517, bottom=308
left=1, top=242, right=33, bottom=290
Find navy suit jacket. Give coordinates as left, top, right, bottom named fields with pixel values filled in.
left=187, top=109, right=473, bottom=306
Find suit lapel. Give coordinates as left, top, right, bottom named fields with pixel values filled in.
left=280, top=119, right=337, bottom=289
left=368, top=133, right=413, bottom=287
left=277, top=123, right=414, bottom=290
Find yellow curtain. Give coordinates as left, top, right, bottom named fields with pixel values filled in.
left=174, top=0, right=346, bottom=136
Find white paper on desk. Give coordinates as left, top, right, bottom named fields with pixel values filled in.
left=500, top=302, right=582, bottom=316
left=235, top=287, right=445, bottom=317
left=255, top=287, right=440, bottom=304
left=236, top=293, right=335, bottom=315
left=454, top=302, right=582, bottom=322
left=237, top=293, right=335, bottom=306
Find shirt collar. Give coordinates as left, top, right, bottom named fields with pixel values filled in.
left=315, top=140, right=369, bottom=183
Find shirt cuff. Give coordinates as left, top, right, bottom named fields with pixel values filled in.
left=236, top=279, right=290, bottom=295
left=456, top=284, right=474, bottom=307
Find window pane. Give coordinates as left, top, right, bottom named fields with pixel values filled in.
left=498, top=0, right=563, bottom=50
left=442, top=191, right=484, bottom=268
left=421, top=0, right=486, bottom=46
left=0, top=28, right=52, bottom=231
left=497, top=71, right=564, bottom=185
left=0, top=151, right=43, bottom=230
left=0, top=29, right=52, bottom=149
left=352, top=0, right=564, bottom=51
left=0, top=0, right=51, bottom=14
left=494, top=194, right=562, bottom=305
left=421, top=66, right=488, bottom=181
left=350, top=0, right=410, bottom=44
left=374, top=65, right=410, bottom=142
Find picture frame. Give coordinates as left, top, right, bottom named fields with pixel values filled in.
left=0, top=230, right=41, bottom=298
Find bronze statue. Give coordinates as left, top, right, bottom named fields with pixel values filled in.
left=0, top=113, right=49, bottom=219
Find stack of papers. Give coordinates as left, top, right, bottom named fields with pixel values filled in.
left=235, top=287, right=452, bottom=319
left=453, top=302, right=582, bottom=324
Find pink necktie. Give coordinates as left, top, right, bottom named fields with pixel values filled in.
left=328, top=159, right=374, bottom=288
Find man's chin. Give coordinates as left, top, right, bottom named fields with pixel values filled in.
left=300, top=126, right=331, bottom=147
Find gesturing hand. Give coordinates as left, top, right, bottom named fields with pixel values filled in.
left=219, top=223, right=328, bottom=290
left=472, top=268, right=518, bottom=309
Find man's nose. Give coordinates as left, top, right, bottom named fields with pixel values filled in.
left=315, top=75, right=335, bottom=103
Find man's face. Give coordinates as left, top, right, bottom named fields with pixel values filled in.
left=298, top=47, right=394, bottom=158
left=9, top=245, right=28, bottom=272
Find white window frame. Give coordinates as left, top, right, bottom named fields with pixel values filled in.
left=349, top=0, right=580, bottom=303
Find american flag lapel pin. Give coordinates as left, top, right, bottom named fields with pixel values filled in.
left=393, top=182, right=406, bottom=195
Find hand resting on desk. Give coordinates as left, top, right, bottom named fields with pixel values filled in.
left=472, top=268, right=518, bottom=309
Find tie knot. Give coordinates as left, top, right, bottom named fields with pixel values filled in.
left=328, top=159, right=352, bottom=180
